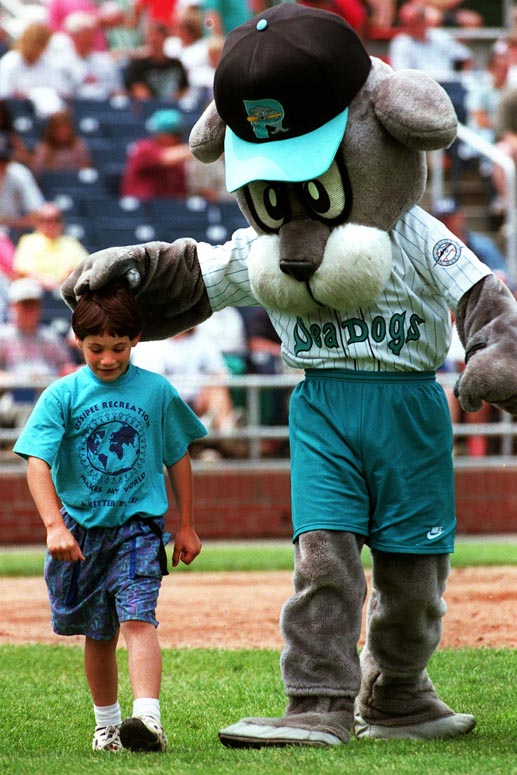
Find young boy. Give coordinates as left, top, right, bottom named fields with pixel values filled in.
left=13, top=281, right=207, bottom=753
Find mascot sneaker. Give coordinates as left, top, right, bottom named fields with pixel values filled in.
left=219, top=720, right=343, bottom=748
left=354, top=712, right=476, bottom=740
left=120, top=715, right=168, bottom=752
left=92, top=724, right=122, bottom=751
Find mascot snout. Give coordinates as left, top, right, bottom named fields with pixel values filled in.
left=278, top=220, right=330, bottom=282
left=249, top=222, right=393, bottom=315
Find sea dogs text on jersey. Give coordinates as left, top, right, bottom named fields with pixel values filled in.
left=293, top=312, right=425, bottom=357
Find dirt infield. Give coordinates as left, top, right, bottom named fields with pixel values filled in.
left=1, top=566, right=516, bottom=649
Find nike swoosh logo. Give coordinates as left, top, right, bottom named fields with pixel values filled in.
left=427, top=529, right=444, bottom=540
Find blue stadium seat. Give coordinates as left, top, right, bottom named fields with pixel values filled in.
left=91, top=143, right=131, bottom=169
left=12, top=113, right=44, bottom=149
left=81, top=195, right=147, bottom=220
left=93, top=222, right=158, bottom=250
left=104, top=121, right=144, bottom=143
left=40, top=289, right=72, bottom=336
left=213, top=201, right=249, bottom=233
left=38, top=168, right=108, bottom=200
left=3, top=97, right=34, bottom=119
left=64, top=217, right=99, bottom=252
left=144, top=195, right=208, bottom=222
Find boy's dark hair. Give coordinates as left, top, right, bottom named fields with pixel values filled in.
left=72, top=281, right=143, bottom=341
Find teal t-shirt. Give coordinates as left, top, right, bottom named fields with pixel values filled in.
left=14, top=364, right=207, bottom=528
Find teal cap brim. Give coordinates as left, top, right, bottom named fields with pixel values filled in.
left=224, top=107, right=349, bottom=192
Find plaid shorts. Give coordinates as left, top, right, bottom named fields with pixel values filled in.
left=45, top=512, right=171, bottom=640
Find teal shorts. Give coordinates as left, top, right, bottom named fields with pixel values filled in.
left=289, top=369, right=456, bottom=554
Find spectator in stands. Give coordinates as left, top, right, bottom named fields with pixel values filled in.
left=0, top=229, right=15, bottom=280
left=0, top=228, right=15, bottom=322
left=121, top=108, right=190, bottom=199
left=388, top=2, right=474, bottom=82
left=0, top=22, right=69, bottom=115
left=123, top=20, right=189, bottom=100
left=31, top=110, right=93, bottom=174
left=132, top=327, right=242, bottom=455
left=166, top=4, right=223, bottom=97
left=297, top=1, right=370, bottom=39
left=432, top=197, right=513, bottom=289
left=420, top=1, right=483, bottom=29
left=465, top=45, right=510, bottom=146
left=0, top=277, right=75, bottom=426
left=46, top=0, right=114, bottom=51
left=197, top=307, right=248, bottom=374
left=12, top=201, right=89, bottom=290
left=165, top=3, right=206, bottom=62
left=133, top=0, right=178, bottom=31
left=187, top=32, right=223, bottom=97
left=186, top=153, right=232, bottom=201
left=201, top=0, right=253, bottom=36
left=0, top=99, right=32, bottom=166
left=0, top=15, right=11, bottom=59
left=497, top=7, right=517, bottom=90
left=52, top=11, right=126, bottom=100
left=100, top=0, right=143, bottom=56
left=490, top=86, right=517, bottom=222
left=0, top=132, right=45, bottom=232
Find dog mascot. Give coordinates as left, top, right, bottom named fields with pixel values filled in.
left=62, top=4, right=517, bottom=747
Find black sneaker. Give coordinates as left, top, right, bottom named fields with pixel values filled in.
left=119, top=715, right=168, bottom=752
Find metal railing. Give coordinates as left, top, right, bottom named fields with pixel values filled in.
left=1, top=372, right=515, bottom=469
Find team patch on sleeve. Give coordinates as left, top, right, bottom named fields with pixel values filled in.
left=432, top=239, right=462, bottom=267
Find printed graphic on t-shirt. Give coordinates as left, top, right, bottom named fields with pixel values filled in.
left=77, top=404, right=149, bottom=505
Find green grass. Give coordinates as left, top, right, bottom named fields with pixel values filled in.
left=0, top=645, right=515, bottom=775
left=1, top=543, right=516, bottom=773
left=1, top=539, right=516, bottom=577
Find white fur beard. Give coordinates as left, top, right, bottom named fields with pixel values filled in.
left=248, top=225, right=392, bottom=315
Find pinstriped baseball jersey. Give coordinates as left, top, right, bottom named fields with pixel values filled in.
left=197, top=205, right=492, bottom=372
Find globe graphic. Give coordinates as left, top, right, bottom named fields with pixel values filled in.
left=86, top=421, right=141, bottom=475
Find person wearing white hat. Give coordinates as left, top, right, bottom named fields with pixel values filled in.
left=0, top=277, right=75, bottom=426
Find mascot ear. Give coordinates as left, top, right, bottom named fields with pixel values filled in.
left=373, top=69, right=457, bottom=151
left=189, top=100, right=226, bottom=163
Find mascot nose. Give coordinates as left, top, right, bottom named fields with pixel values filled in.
left=278, top=220, right=330, bottom=282
left=280, top=259, right=315, bottom=281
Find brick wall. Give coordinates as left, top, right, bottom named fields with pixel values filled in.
left=1, top=465, right=516, bottom=545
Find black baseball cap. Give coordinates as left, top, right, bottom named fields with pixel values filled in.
left=213, top=3, right=371, bottom=191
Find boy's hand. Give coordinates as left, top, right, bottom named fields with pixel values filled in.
left=172, top=526, right=202, bottom=567
left=47, top=525, right=85, bottom=563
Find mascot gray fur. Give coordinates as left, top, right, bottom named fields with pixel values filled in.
left=62, top=4, right=517, bottom=747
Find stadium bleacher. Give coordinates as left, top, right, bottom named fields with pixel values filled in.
left=4, top=95, right=249, bottom=252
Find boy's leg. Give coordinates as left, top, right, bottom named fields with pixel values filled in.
left=119, top=620, right=168, bottom=752
left=85, top=634, right=123, bottom=751
left=85, top=633, right=119, bottom=706
left=121, top=620, right=162, bottom=699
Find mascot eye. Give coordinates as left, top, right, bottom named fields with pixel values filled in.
left=300, top=159, right=352, bottom=225
left=244, top=181, right=290, bottom=233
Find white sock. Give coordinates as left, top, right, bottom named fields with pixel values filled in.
left=132, top=697, right=161, bottom=724
left=94, top=702, right=122, bottom=728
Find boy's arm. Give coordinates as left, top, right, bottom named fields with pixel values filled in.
left=166, top=452, right=202, bottom=567
left=26, top=457, right=85, bottom=563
